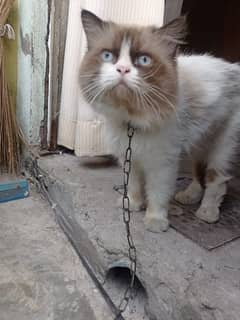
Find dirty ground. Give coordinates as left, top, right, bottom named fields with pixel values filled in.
left=0, top=187, right=114, bottom=320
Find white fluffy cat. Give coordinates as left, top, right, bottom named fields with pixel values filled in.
left=80, top=10, right=240, bottom=232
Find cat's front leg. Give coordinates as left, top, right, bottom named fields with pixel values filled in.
left=144, top=162, right=177, bottom=232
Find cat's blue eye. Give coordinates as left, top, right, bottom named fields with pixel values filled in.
left=101, top=50, right=114, bottom=62
left=136, top=55, right=152, bottom=66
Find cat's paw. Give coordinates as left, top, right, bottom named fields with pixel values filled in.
left=144, top=213, right=169, bottom=233
left=195, top=206, right=220, bottom=223
left=174, top=188, right=202, bottom=205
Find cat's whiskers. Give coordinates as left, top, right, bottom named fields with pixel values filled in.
left=142, top=93, right=163, bottom=119
left=81, top=81, right=99, bottom=92
left=88, top=86, right=106, bottom=104
left=130, top=79, right=149, bottom=95
left=147, top=86, right=176, bottom=112
left=130, top=81, right=149, bottom=111
left=147, top=88, right=180, bottom=122
left=81, top=83, right=100, bottom=98
left=137, top=76, right=177, bottom=111
left=143, top=64, right=162, bottom=80
left=151, top=84, right=177, bottom=99
left=79, top=75, right=96, bottom=78
left=137, top=89, right=149, bottom=113
left=81, top=78, right=108, bottom=104
left=127, top=79, right=163, bottom=118
left=121, top=78, right=175, bottom=120
left=139, top=78, right=177, bottom=120
left=79, top=72, right=105, bottom=78
left=133, top=90, right=142, bottom=111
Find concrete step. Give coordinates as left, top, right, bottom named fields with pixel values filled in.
left=0, top=187, right=114, bottom=320
left=39, top=154, right=240, bottom=320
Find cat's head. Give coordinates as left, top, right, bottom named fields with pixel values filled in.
left=80, top=10, right=186, bottom=127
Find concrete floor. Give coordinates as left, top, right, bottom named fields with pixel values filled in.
left=38, top=154, right=240, bottom=320
left=0, top=187, right=114, bottom=320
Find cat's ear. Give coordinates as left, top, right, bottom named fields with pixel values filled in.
left=81, top=10, right=107, bottom=48
left=153, top=16, right=187, bottom=57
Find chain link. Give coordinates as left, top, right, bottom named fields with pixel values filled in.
left=115, top=122, right=137, bottom=319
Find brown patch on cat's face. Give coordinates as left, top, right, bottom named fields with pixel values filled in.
left=80, top=11, right=185, bottom=124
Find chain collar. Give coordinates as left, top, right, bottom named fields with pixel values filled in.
left=115, top=122, right=137, bottom=318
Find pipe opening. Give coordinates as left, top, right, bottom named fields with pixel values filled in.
left=105, top=267, right=148, bottom=319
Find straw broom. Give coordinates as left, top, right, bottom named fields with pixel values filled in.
left=0, top=0, right=21, bottom=173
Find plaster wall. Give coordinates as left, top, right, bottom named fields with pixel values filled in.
left=17, top=0, right=48, bottom=144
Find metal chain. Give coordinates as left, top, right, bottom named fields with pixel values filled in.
left=115, top=122, right=137, bottom=319
left=26, top=124, right=137, bottom=319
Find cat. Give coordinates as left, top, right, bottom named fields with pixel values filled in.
left=79, top=9, right=240, bottom=232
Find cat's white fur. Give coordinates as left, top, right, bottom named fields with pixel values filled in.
left=90, top=39, right=240, bottom=232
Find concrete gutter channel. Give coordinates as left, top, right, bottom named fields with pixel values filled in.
left=37, top=154, right=240, bottom=320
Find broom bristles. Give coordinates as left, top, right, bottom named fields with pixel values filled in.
left=0, top=60, right=21, bottom=173
left=0, top=0, right=21, bottom=173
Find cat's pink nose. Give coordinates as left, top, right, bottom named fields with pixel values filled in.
left=116, top=65, right=131, bottom=75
